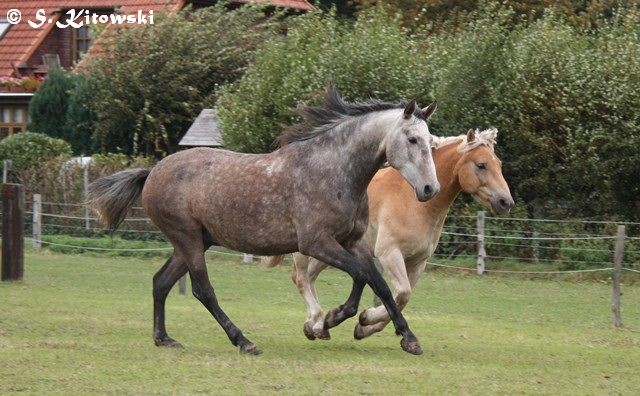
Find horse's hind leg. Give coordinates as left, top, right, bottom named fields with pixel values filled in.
left=184, top=247, right=261, bottom=355
left=153, top=254, right=188, bottom=347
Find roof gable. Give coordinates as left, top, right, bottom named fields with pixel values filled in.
left=179, top=109, right=223, bottom=147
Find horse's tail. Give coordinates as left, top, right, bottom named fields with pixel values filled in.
left=261, top=255, right=286, bottom=267
left=86, top=168, right=151, bottom=232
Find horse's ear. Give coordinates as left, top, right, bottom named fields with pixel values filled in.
left=404, top=100, right=416, bottom=119
left=421, top=101, right=437, bottom=119
left=467, top=128, right=476, bottom=142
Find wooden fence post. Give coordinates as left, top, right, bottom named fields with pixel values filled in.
left=243, top=254, right=253, bottom=263
left=2, top=159, right=11, bottom=184
left=612, top=224, right=625, bottom=328
left=83, top=164, right=90, bottom=230
left=2, top=184, right=24, bottom=281
left=531, top=230, right=540, bottom=263
left=476, top=211, right=485, bottom=275
left=32, top=194, right=41, bottom=249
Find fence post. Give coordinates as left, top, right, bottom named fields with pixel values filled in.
left=32, top=193, right=42, bottom=249
left=178, top=275, right=186, bottom=295
left=2, top=184, right=24, bottom=281
left=612, top=224, right=625, bottom=328
left=531, top=230, right=540, bottom=263
left=83, top=164, right=90, bottom=230
left=2, top=159, right=11, bottom=183
left=243, top=254, right=253, bottom=263
left=476, top=211, right=485, bottom=275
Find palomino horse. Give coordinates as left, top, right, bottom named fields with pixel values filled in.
left=265, top=128, right=514, bottom=340
left=87, top=86, right=440, bottom=355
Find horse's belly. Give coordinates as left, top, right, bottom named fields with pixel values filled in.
left=199, top=203, right=299, bottom=255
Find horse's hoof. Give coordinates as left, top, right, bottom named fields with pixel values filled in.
left=154, top=337, right=183, bottom=348
left=358, top=310, right=369, bottom=326
left=400, top=337, right=423, bottom=355
left=303, top=322, right=317, bottom=340
left=323, top=308, right=340, bottom=328
left=314, top=328, right=331, bottom=340
left=354, top=324, right=367, bottom=340
left=240, top=343, right=262, bottom=355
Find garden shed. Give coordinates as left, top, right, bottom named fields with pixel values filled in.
left=178, top=109, right=223, bottom=148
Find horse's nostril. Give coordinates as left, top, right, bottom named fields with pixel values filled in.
left=499, top=199, right=508, bottom=209
left=424, top=185, right=432, bottom=196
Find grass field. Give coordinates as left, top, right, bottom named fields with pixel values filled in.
left=1, top=251, right=639, bottom=394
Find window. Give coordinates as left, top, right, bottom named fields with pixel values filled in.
left=73, top=25, right=94, bottom=62
left=0, top=105, right=28, bottom=139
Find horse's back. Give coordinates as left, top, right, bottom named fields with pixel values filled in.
left=142, top=148, right=298, bottom=254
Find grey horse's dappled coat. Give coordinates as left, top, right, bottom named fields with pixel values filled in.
left=87, top=86, right=439, bottom=355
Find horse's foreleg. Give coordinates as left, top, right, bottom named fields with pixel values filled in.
left=358, top=248, right=409, bottom=326
left=302, top=236, right=422, bottom=355
left=301, top=237, right=367, bottom=332
left=292, top=253, right=330, bottom=340
left=363, top=255, right=422, bottom=355
left=355, top=258, right=426, bottom=340
left=153, top=254, right=188, bottom=347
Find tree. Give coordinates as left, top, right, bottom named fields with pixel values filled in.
left=28, top=66, right=72, bottom=140
left=65, top=73, right=97, bottom=155
left=217, top=8, right=434, bottom=153
left=27, top=67, right=96, bottom=155
left=86, top=4, right=277, bottom=158
left=218, top=3, right=640, bottom=220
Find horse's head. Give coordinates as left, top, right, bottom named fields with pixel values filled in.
left=454, top=128, right=514, bottom=215
left=385, top=101, right=440, bottom=202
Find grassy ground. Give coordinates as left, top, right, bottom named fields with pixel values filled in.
left=1, top=251, right=639, bottom=394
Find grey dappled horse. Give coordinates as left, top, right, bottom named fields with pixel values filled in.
left=87, top=86, right=439, bottom=355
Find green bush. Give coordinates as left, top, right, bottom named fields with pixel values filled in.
left=16, top=152, right=154, bottom=207
left=217, top=2, right=639, bottom=221
left=0, top=132, right=72, bottom=170
left=87, top=4, right=278, bottom=158
left=217, top=7, right=433, bottom=153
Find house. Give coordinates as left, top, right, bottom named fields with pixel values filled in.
left=0, top=0, right=313, bottom=139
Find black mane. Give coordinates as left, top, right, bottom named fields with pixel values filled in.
left=276, top=85, right=424, bottom=148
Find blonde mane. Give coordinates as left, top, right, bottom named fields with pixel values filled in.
left=432, top=128, right=498, bottom=152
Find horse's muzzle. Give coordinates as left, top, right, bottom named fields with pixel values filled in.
left=491, top=195, right=515, bottom=214
left=416, top=183, right=440, bottom=202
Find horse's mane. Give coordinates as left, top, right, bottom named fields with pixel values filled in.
left=276, top=85, right=425, bottom=148
left=433, top=128, right=498, bottom=152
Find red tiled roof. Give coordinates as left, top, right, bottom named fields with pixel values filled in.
left=236, top=0, right=313, bottom=10
left=0, top=0, right=312, bottom=77
left=0, top=1, right=183, bottom=76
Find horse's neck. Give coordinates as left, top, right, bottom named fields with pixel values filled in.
left=310, top=113, right=391, bottom=195
left=419, top=143, right=463, bottom=226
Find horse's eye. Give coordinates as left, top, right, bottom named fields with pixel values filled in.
left=476, top=163, right=487, bottom=170
left=408, top=137, right=418, bottom=144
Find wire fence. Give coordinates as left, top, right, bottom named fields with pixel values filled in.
left=11, top=197, right=640, bottom=276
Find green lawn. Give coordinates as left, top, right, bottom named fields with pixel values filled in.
left=1, top=251, right=639, bottom=394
